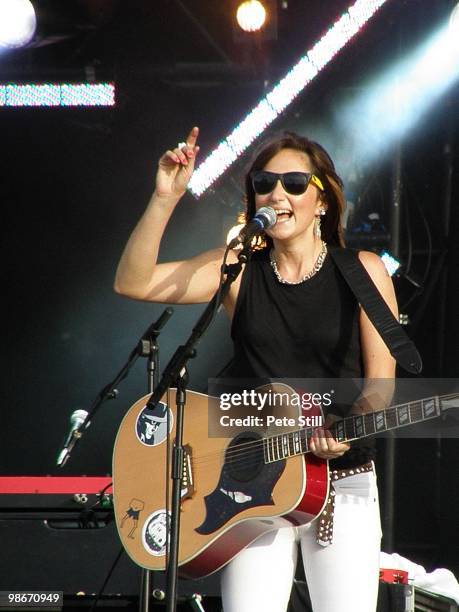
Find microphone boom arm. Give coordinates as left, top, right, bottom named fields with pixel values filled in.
left=56, top=307, right=174, bottom=467
left=146, top=246, right=249, bottom=410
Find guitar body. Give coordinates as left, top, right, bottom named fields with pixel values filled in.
left=113, top=386, right=328, bottom=579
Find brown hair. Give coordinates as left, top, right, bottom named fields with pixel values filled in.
left=242, top=132, right=346, bottom=247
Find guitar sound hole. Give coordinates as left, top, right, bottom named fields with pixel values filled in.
left=225, top=433, right=264, bottom=482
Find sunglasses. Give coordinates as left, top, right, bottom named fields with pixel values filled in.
left=251, top=171, right=325, bottom=196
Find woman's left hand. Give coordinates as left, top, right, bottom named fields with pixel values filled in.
left=309, top=415, right=350, bottom=459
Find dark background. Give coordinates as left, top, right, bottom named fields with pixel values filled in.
left=1, top=0, right=458, bottom=579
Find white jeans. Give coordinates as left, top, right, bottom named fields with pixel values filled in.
left=221, top=470, right=382, bottom=612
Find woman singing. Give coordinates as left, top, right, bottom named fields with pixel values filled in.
left=114, top=126, right=397, bottom=612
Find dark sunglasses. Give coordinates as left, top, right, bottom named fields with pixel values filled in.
left=251, top=170, right=324, bottom=196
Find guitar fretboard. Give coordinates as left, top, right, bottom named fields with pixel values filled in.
left=263, top=393, right=457, bottom=464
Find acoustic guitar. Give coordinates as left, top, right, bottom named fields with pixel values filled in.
left=112, top=383, right=457, bottom=579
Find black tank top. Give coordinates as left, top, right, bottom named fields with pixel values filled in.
left=229, top=248, right=362, bottom=378
left=224, top=248, right=375, bottom=468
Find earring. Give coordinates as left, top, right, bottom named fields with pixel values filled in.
left=315, top=208, right=326, bottom=239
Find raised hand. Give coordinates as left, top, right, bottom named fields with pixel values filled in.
left=155, top=126, right=200, bottom=198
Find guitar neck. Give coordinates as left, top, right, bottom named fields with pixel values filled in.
left=263, top=393, right=458, bottom=464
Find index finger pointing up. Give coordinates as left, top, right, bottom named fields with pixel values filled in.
left=186, top=126, right=199, bottom=147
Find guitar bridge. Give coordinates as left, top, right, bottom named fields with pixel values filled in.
left=181, top=444, right=195, bottom=501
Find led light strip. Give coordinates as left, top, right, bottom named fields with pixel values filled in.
left=0, top=83, right=115, bottom=107
left=189, top=0, right=389, bottom=197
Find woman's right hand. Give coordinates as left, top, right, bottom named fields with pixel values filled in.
left=154, top=126, right=200, bottom=199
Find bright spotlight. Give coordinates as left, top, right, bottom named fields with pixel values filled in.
left=336, top=19, right=459, bottom=169
left=0, top=0, right=37, bottom=49
left=236, top=0, right=267, bottom=33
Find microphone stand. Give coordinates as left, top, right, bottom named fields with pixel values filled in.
left=138, top=308, right=174, bottom=612
left=57, top=308, right=174, bottom=611
left=145, top=244, right=252, bottom=612
left=56, top=307, right=174, bottom=468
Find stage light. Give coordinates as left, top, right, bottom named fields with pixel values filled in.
left=380, top=251, right=422, bottom=294
left=236, top=1, right=267, bottom=33
left=189, top=0, right=389, bottom=197
left=0, top=0, right=37, bottom=49
left=380, top=251, right=401, bottom=277
left=336, top=18, right=459, bottom=169
left=0, top=83, right=115, bottom=107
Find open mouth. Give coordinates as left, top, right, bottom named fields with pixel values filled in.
left=275, top=209, right=293, bottom=222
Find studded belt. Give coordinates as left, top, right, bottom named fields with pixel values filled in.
left=316, top=461, right=374, bottom=547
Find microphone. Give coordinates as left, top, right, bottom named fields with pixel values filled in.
left=56, top=409, right=89, bottom=467
left=229, top=206, right=277, bottom=248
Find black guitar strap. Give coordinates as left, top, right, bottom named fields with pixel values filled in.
left=328, top=246, right=422, bottom=374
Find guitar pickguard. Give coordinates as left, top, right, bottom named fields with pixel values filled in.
left=196, top=433, right=286, bottom=535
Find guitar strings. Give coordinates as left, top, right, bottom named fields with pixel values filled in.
left=189, top=421, right=327, bottom=466
left=189, top=422, right=352, bottom=466
left=191, top=445, right=313, bottom=475
left=189, top=424, right=340, bottom=467
left=190, top=431, right=315, bottom=467
left=195, top=430, right=308, bottom=459
left=188, top=390, right=459, bottom=467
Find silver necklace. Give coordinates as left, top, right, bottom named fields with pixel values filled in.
left=269, top=242, right=328, bottom=285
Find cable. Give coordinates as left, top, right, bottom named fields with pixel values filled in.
left=402, top=179, right=413, bottom=275
left=400, top=178, right=433, bottom=310
left=209, top=243, right=233, bottom=325
left=80, top=483, right=128, bottom=610
left=88, top=546, right=126, bottom=612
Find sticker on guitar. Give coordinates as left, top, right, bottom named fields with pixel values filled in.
left=120, top=498, right=145, bottom=539
left=142, top=510, right=171, bottom=556
left=135, top=402, right=173, bottom=447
